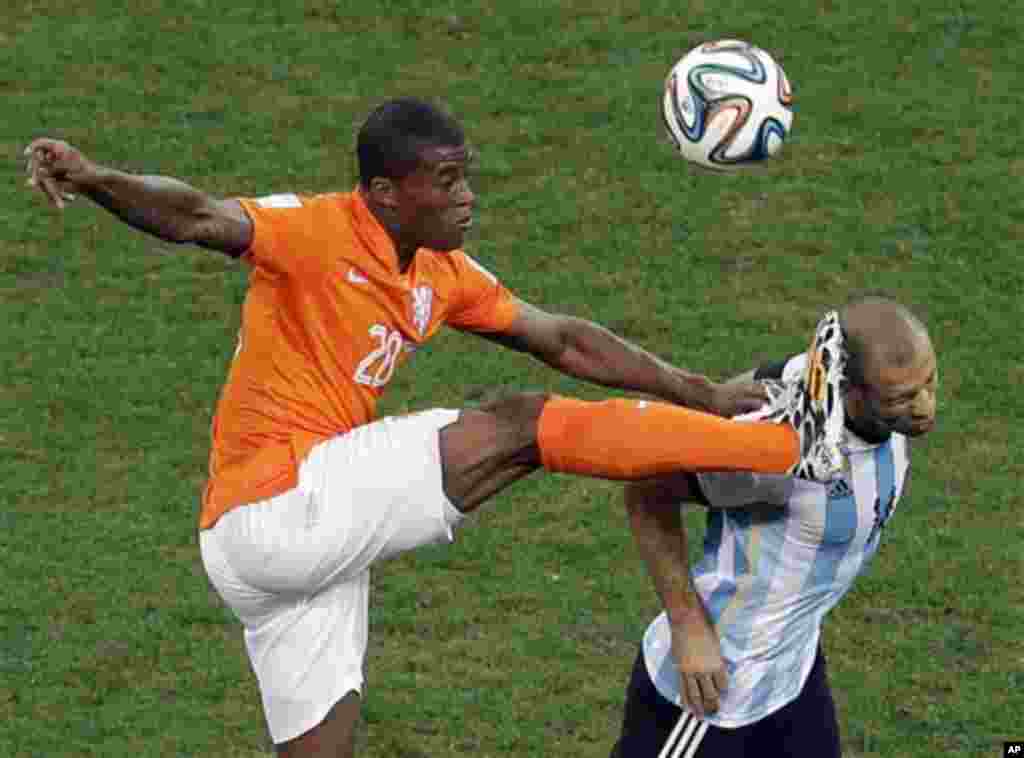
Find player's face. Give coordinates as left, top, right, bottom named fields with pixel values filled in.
left=849, top=349, right=938, bottom=439
left=392, top=144, right=475, bottom=252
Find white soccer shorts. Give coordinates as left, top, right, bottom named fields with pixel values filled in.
left=199, top=409, right=464, bottom=744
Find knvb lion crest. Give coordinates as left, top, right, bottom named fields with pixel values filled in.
left=412, top=285, right=433, bottom=336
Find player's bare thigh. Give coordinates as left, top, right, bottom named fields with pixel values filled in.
left=438, top=391, right=550, bottom=513
left=276, top=691, right=360, bottom=758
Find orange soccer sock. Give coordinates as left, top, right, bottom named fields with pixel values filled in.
left=536, top=396, right=799, bottom=479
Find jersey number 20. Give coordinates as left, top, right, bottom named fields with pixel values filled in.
left=354, top=325, right=404, bottom=388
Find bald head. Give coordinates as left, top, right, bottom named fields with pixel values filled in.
left=839, top=296, right=938, bottom=440
left=840, top=297, right=933, bottom=387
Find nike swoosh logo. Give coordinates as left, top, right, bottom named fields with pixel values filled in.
left=347, top=268, right=369, bottom=284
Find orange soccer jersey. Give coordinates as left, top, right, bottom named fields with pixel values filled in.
left=199, top=189, right=520, bottom=529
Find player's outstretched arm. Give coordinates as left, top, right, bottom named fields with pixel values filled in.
left=23, top=138, right=252, bottom=256
left=625, top=474, right=727, bottom=718
left=486, top=299, right=766, bottom=417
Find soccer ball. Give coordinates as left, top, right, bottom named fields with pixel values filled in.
left=662, top=39, right=793, bottom=170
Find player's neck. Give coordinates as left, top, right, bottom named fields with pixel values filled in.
left=844, top=412, right=892, bottom=445
left=361, top=191, right=418, bottom=272
left=393, top=244, right=417, bottom=273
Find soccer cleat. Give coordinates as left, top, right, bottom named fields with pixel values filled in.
left=738, top=311, right=848, bottom=481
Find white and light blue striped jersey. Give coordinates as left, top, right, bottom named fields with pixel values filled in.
left=642, top=353, right=911, bottom=728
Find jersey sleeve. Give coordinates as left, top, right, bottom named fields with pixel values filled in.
left=696, top=471, right=794, bottom=508
left=236, top=194, right=315, bottom=275
left=444, top=252, right=520, bottom=333
left=754, top=358, right=789, bottom=381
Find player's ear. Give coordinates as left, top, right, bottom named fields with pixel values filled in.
left=844, top=382, right=865, bottom=418
left=367, top=176, right=398, bottom=208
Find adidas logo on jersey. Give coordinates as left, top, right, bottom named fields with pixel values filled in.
left=826, top=478, right=852, bottom=499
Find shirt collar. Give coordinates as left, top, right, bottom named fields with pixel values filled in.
left=348, top=187, right=403, bottom=274
left=843, top=425, right=892, bottom=452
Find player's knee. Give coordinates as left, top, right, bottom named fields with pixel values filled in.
left=477, top=390, right=551, bottom=440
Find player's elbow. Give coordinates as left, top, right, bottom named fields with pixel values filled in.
left=183, top=200, right=252, bottom=255
left=152, top=201, right=216, bottom=246
left=625, top=474, right=697, bottom=516
left=624, top=480, right=659, bottom=516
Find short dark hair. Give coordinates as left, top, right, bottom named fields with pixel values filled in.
left=356, top=97, right=465, bottom=187
left=839, top=293, right=928, bottom=387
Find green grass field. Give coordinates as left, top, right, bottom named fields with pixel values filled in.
left=2, top=1, right=1022, bottom=756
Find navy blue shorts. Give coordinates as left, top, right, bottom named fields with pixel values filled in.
left=610, top=645, right=841, bottom=758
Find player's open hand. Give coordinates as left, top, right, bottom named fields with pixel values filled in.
left=708, top=380, right=768, bottom=418
left=671, top=614, right=728, bottom=719
left=23, top=138, right=94, bottom=210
